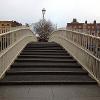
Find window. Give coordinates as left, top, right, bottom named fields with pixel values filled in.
left=92, top=26, right=94, bottom=29
left=79, top=26, right=81, bottom=28
left=74, top=26, right=76, bottom=28
left=2, top=24, right=4, bottom=26
left=88, top=26, right=90, bottom=29
left=7, top=24, right=10, bottom=26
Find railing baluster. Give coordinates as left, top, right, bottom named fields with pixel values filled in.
left=49, top=29, right=100, bottom=84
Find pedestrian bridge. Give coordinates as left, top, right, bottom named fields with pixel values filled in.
left=0, top=26, right=100, bottom=100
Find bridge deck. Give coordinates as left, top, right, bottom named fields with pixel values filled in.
left=0, top=42, right=100, bottom=100
left=0, top=85, right=100, bottom=100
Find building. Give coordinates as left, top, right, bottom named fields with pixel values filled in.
left=67, top=19, right=100, bottom=37
left=67, top=19, right=83, bottom=30
left=0, top=21, right=22, bottom=34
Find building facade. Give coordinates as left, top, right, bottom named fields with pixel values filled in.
left=0, top=21, right=22, bottom=34
left=67, top=19, right=100, bottom=37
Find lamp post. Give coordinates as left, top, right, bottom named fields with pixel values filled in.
left=42, top=8, right=46, bottom=20
left=41, top=8, right=46, bottom=41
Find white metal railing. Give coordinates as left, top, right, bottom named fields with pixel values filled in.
left=0, top=25, right=27, bottom=34
left=66, top=27, right=100, bottom=37
left=0, top=27, right=37, bottom=79
left=0, top=27, right=10, bottom=34
left=0, top=26, right=30, bottom=52
left=49, top=29, right=100, bottom=84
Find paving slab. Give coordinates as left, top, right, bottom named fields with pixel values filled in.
left=0, top=85, right=100, bottom=100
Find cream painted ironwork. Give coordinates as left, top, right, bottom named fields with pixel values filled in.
left=0, top=27, right=37, bottom=79
left=49, top=29, right=100, bottom=84
left=0, top=25, right=27, bottom=34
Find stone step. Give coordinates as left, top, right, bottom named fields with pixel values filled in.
left=11, top=62, right=81, bottom=68
left=24, top=47, right=63, bottom=50
left=25, top=44, right=60, bottom=48
left=18, top=55, right=73, bottom=59
left=7, top=67, right=85, bottom=72
left=20, top=52, right=69, bottom=55
left=22, top=50, right=67, bottom=53
left=7, top=67, right=87, bottom=75
left=26, top=42, right=58, bottom=46
left=0, top=75, right=97, bottom=85
left=15, top=58, right=77, bottom=63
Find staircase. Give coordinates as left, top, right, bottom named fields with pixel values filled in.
left=0, top=42, right=97, bottom=85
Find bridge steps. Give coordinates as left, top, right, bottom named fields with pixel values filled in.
left=18, top=55, right=73, bottom=59
left=7, top=67, right=87, bottom=75
left=0, top=42, right=97, bottom=85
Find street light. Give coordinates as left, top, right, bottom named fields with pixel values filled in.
left=41, top=8, right=46, bottom=41
left=42, top=8, right=46, bottom=20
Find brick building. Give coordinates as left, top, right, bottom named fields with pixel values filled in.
left=67, top=19, right=100, bottom=37
left=0, top=21, right=22, bottom=34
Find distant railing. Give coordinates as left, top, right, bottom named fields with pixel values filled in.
left=0, top=26, right=37, bottom=78
left=67, top=27, right=100, bottom=37
left=49, top=29, right=100, bottom=84
left=0, top=27, right=10, bottom=34
left=0, top=25, right=27, bottom=34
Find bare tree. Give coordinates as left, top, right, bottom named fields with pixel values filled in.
left=34, top=19, right=55, bottom=41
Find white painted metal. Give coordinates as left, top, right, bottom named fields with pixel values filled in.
left=49, top=29, right=100, bottom=84
left=0, top=25, right=27, bottom=34
left=0, top=27, right=37, bottom=79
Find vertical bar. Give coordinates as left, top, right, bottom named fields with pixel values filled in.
left=0, top=37, right=1, bottom=52
left=1, top=36, right=3, bottom=50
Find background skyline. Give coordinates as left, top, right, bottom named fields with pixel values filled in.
left=0, top=0, right=100, bottom=27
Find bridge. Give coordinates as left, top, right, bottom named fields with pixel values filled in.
left=0, top=26, right=100, bottom=100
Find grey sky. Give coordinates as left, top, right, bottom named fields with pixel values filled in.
left=0, top=0, right=100, bottom=27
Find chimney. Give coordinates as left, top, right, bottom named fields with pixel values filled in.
left=73, top=18, right=77, bottom=23
left=85, top=20, right=87, bottom=24
left=94, top=20, right=96, bottom=24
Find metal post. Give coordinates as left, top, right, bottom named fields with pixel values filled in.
left=42, top=8, right=46, bottom=20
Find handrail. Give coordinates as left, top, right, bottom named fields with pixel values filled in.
left=0, top=26, right=37, bottom=79
left=49, top=29, right=100, bottom=84
left=50, top=29, right=100, bottom=59
left=0, top=25, right=28, bottom=34
left=0, top=26, right=31, bottom=53
left=66, top=28, right=100, bottom=37
left=66, top=29, right=100, bottom=59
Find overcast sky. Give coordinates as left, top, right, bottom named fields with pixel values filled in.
left=0, top=0, right=100, bottom=27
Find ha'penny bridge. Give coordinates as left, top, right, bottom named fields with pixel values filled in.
left=0, top=26, right=100, bottom=100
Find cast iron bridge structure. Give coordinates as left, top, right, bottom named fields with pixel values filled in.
left=0, top=26, right=100, bottom=100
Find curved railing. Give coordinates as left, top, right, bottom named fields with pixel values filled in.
left=0, top=26, right=37, bottom=78
left=49, top=29, right=100, bottom=84
left=0, top=25, right=27, bottom=34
